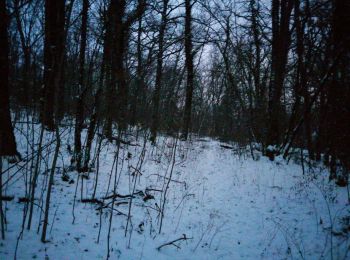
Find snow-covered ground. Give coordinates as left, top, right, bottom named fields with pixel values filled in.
left=1, top=125, right=349, bottom=259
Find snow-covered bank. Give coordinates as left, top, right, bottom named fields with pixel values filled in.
left=0, top=126, right=349, bottom=259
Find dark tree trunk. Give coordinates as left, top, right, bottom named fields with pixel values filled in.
left=251, top=0, right=261, bottom=104
left=281, top=0, right=303, bottom=154
left=250, top=0, right=265, bottom=144
left=182, top=0, right=195, bottom=140
left=56, top=0, right=75, bottom=121
left=266, top=0, right=294, bottom=153
left=150, top=0, right=169, bottom=143
left=316, top=85, right=327, bottom=161
left=0, top=0, right=19, bottom=157
left=326, top=0, right=350, bottom=179
left=293, top=0, right=313, bottom=159
left=83, top=88, right=102, bottom=171
left=14, top=0, right=31, bottom=106
left=103, top=1, right=115, bottom=139
left=113, top=0, right=127, bottom=130
left=129, top=16, right=143, bottom=126
left=41, top=0, right=65, bottom=131
left=104, top=0, right=146, bottom=135
left=41, top=127, right=61, bottom=242
left=74, top=0, right=89, bottom=172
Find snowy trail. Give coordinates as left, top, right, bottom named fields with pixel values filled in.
left=0, top=135, right=349, bottom=259
left=160, top=139, right=349, bottom=259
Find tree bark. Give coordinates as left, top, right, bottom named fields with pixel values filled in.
left=326, top=0, right=350, bottom=177
left=182, top=0, right=195, bottom=140
left=130, top=16, right=143, bottom=126
left=150, top=0, right=169, bottom=143
left=41, top=0, right=65, bottom=131
left=41, top=127, right=61, bottom=242
left=266, top=0, right=294, bottom=153
left=14, top=0, right=31, bottom=106
left=0, top=0, right=19, bottom=157
left=74, top=0, right=89, bottom=172
left=83, top=88, right=102, bottom=171
left=105, top=0, right=146, bottom=134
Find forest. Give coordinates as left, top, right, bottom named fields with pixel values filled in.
left=0, top=0, right=349, bottom=259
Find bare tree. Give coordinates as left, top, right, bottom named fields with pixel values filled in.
left=73, top=0, right=90, bottom=172
left=0, top=0, right=20, bottom=240
left=104, top=0, right=146, bottom=136
left=182, top=0, right=195, bottom=140
left=41, top=128, right=61, bottom=242
left=266, top=0, right=294, bottom=158
left=41, top=0, right=66, bottom=131
left=150, top=0, right=170, bottom=143
left=0, top=0, right=19, bottom=159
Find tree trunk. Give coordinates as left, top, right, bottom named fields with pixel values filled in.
left=130, top=13, right=143, bottom=126
left=105, top=0, right=145, bottom=134
left=56, top=0, right=75, bottom=121
left=41, top=0, right=65, bottom=131
left=41, top=127, right=61, bottom=242
left=83, top=88, right=102, bottom=171
left=326, top=0, right=350, bottom=179
left=14, top=0, right=31, bottom=106
left=74, top=0, right=89, bottom=172
left=150, top=0, right=169, bottom=143
left=103, top=0, right=115, bottom=139
left=250, top=0, right=266, bottom=144
left=182, top=0, right=195, bottom=140
left=266, top=0, right=294, bottom=153
left=114, top=2, right=128, bottom=130
left=0, top=0, right=19, bottom=157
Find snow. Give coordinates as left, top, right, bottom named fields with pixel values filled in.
left=0, top=125, right=349, bottom=259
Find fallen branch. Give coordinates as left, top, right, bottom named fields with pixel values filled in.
left=220, top=144, right=235, bottom=150
left=81, top=198, right=104, bottom=205
left=0, top=195, right=14, bottom=201
left=18, top=197, right=33, bottom=203
left=94, top=201, right=128, bottom=216
left=157, top=234, right=192, bottom=250
left=104, top=206, right=128, bottom=216
left=102, top=190, right=144, bottom=200
left=145, top=187, right=163, bottom=193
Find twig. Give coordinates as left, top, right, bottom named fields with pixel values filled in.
left=157, top=234, right=192, bottom=250
left=103, top=190, right=144, bottom=200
